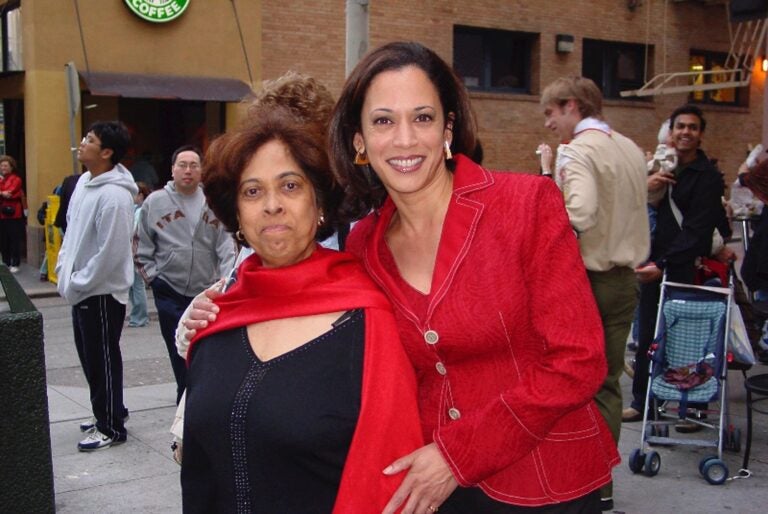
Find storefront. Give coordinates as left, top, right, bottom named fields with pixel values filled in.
left=0, top=0, right=260, bottom=265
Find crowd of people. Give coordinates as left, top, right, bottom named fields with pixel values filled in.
left=35, top=39, right=768, bottom=514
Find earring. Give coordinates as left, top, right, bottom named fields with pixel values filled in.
left=317, top=213, right=325, bottom=226
left=444, top=141, right=453, bottom=160
left=353, top=149, right=369, bottom=165
left=235, top=229, right=245, bottom=243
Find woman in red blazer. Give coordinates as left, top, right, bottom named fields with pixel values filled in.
left=0, top=154, right=25, bottom=272
left=330, top=42, right=618, bottom=513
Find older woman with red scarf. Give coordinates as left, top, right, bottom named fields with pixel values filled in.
left=0, top=155, right=25, bottom=272
left=180, top=86, right=422, bottom=513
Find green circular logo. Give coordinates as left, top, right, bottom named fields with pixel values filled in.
left=124, top=0, right=190, bottom=23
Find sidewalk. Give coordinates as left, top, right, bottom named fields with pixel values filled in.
left=8, top=261, right=768, bottom=512
left=13, top=262, right=184, bottom=513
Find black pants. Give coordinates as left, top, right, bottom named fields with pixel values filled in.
left=0, top=217, right=24, bottom=266
left=151, top=277, right=193, bottom=405
left=442, top=488, right=600, bottom=514
left=72, top=294, right=128, bottom=440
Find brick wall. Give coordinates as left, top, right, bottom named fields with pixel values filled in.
left=263, top=0, right=763, bottom=187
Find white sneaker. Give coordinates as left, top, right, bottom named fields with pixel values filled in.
left=77, top=429, right=126, bottom=452
left=8, top=266, right=19, bottom=273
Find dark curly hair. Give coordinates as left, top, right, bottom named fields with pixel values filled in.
left=329, top=41, right=477, bottom=219
left=202, top=107, right=341, bottom=244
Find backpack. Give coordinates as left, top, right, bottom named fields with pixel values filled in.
left=37, top=201, right=47, bottom=226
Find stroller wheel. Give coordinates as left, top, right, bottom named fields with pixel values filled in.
left=643, top=451, right=661, bottom=477
left=699, top=455, right=718, bottom=475
left=628, top=448, right=645, bottom=473
left=701, top=459, right=729, bottom=485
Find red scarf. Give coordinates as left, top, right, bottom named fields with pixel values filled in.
left=189, top=247, right=424, bottom=513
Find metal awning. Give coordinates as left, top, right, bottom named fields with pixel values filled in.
left=80, top=72, right=252, bottom=102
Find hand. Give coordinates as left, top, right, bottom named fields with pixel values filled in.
left=635, top=262, right=662, bottom=284
left=537, top=143, right=554, bottom=174
left=381, top=443, right=458, bottom=514
left=647, top=171, right=675, bottom=194
left=182, top=284, right=224, bottom=341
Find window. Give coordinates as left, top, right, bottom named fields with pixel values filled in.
left=582, top=39, right=649, bottom=100
left=0, top=2, right=22, bottom=72
left=453, top=26, right=536, bottom=93
left=689, top=50, right=748, bottom=106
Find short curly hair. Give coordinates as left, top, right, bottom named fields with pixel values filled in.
left=0, top=155, right=17, bottom=172
left=202, top=107, right=341, bottom=244
left=203, top=72, right=340, bottom=245
left=247, top=71, right=335, bottom=128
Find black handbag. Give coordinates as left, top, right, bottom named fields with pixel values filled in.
left=1, top=204, right=15, bottom=216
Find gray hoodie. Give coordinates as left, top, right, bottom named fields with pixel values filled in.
left=56, top=164, right=139, bottom=305
left=133, top=181, right=236, bottom=297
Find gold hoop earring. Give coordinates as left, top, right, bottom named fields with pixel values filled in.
left=444, top=141, right=453, bottom=160
left=235, top=229, right=245, bottom=243
left=353, top=149, right=369, bottom=165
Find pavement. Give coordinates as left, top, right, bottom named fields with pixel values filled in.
left=5, top=260, right=768, bottom=513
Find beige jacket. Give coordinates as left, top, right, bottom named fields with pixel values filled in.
left=555, top=118, right=650, bottom=271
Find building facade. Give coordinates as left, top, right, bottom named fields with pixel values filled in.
left=0, top=0, right=261, bottom=264
left=262, top=0, right=764, bottom=177
left=0, top=0, right=764, bottom=264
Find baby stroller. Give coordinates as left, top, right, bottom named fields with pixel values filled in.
left=628, top=269, right=740, bottom=485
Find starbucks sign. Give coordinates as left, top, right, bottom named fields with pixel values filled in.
left=124, top=0, right=190, bottom=23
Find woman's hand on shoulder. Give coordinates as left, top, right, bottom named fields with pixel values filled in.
left=381, top=443, right=458, bottom=514
left=181, top=280, right=224, bottom=341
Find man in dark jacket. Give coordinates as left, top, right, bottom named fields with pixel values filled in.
left=625, top=105, right=729, bottom=431
left=54, top=172, right=81, bottom=233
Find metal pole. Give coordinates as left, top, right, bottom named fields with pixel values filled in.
left=65, top=62, right=80, bottom=175
left=345, top=0, right=369, bottom=76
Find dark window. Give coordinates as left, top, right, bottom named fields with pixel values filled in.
left=689, top=50, right=748, bottom=106
left=453, top=26, right=535, bottom=93
left=0, top=2, right=22, bottom=72
left=582, top=39, right=649, bottom=99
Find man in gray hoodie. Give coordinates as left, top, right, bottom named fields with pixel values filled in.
left=134, top=145, right=235, bottom=404
left=56, top=121, right=138, bottom=451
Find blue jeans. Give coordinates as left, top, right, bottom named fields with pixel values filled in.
left=151, top=277, right=193, bottom=405
left=128, top=270, right=149, bottom=326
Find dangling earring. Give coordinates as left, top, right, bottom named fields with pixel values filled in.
left=235, top=229, right=245, bottom=243
left=444, top=141, right=453, bottom=160
left=353, top=149, right=369, bottom=165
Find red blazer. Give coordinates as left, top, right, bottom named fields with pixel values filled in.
left=0, top=173, right=24, bottom=219
left=347, top=155, right=619, bottom=506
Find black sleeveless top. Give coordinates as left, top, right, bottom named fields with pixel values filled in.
left=182, top=310, right=364, bottom=514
